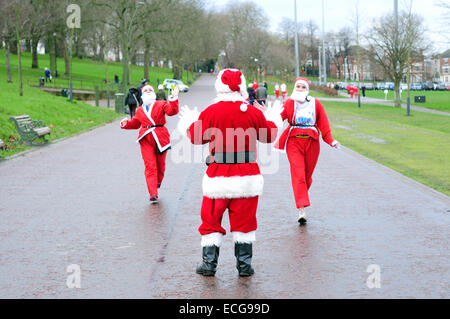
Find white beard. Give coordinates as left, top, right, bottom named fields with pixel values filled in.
left=142, top=92, right=156, bottom=106
left=291, top=90, right=309, bottom=102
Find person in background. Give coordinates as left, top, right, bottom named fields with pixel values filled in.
left=156, top=84, right=167, bottom=101
left=252, top=80, right=259, bottom=93
left=256, top=82, right=268, bottom=106
left=281, top=82, right=288, bottom=100
left=124, top=86, right=142, bottom=118
left=274, top=82, right=280, bottom=99
left=247, top=83, right=256, bottom=106
left=44, top=67, right=52, bottom=83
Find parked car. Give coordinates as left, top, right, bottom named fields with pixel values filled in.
left=411, top=83, right=423, bottom=91
left=422, top=81, right=433, bottom=90
left=362, top=83, right=374, bottom=90
left=385, top=82, right=395, bottom=90
left=437, top=82, right=447, bottom=91
left=162, top=79, right=189, bottom=92
left=446, top=83, right=450, bottom=91
left=400, top=83, right=408, bottom=90
left=376, top=82, right=386, bottom=90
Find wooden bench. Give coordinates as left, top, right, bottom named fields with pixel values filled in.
left=9, top=115, right=51, bottom=145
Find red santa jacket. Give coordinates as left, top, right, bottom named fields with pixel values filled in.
left=121, top=97, right=179, bottom=152
left=274, top=97, right=334, bottom=150
left=188, top=101, right=278, bottom=199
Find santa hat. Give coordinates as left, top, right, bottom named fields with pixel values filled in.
left=141, top=84, right=154, bottom=93
left=214, top=69, right=249, bottom=104
left=294, top=77, right=310, bottom=91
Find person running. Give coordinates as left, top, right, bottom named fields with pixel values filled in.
left=120, top=85, right=179, bottom=203
left=273, top=77, right=339, bottom=224
left=274, top=82, right=280, bottom=99
left=281, top=82, right=288, bottom=100
left=177, top=69, right=281, bottom=277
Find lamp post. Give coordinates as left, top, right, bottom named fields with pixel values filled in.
left=322, top=0, right=327, bottom=85
left=294, top=0, right=300, bottom=78
left=53, top=32, right=57, bottom=78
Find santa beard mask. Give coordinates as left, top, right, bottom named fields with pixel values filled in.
left=291, top=90, right=309, bottom=102
left=142, top=92, right=157, bottom=106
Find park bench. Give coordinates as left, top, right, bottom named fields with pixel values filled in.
left=9, top=115, right=51, bottom=145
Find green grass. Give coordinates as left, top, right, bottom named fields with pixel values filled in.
left=362, top=89, right=450, bottom=112
left=322, top=100, right=450, bottom=195
left=0, top=77, right=123, bottom=159
left=0, top=49, right=194, bottom=91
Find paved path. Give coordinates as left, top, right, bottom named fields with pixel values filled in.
left=0, top=75, right=449, bottom=298
left=325, top=92, right=450, bottom=116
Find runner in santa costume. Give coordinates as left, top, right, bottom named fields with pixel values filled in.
left=281, top=82, right=288, bottom=100
left=120, top=84, right=179, bottom=202
left=274, top=77, right=339, bottom=224
left=274, top=82, right=280, bottom=99
left=177, top=69, right=282, bottom=277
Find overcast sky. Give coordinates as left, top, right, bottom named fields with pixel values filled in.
left=207, top=0, right=449, bottom=54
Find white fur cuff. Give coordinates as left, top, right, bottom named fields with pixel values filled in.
left=202, top=174, right=264, bottom=199
left=177, top=105, right=200, bottom=137
left=168, top=95, right=178, bottom=102
left=201, top=232, right=223, bottom=247
left=232, top=231, right=256, bottom=243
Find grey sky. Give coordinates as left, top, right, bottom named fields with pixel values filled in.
left=208, top=0, right=449, bottom=54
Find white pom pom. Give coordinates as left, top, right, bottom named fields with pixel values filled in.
left=240, top=103, right=248, bottom=112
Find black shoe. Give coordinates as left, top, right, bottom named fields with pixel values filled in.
left=234, top=242, right=255, bottom=277
left=196, top=245, right=220, bottom=276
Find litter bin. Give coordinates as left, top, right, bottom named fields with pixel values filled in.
left=61, top=89, right=68, bottom=98
left=115, top=93, right=125, bottom=113
left=39, top=77, right=45, bottom=87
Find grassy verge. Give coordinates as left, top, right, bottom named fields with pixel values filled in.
left=0, top=81, right=122, bottom=158
left=0, top=50, right=194, bottom=91
left=322, top=100, right=450, bottom=196
left=362, top=90, right=450, bottom=112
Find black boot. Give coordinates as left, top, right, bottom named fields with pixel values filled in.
left=234, top=242, right=255, bottom=277
left=196, top=245, right=220, bottom=276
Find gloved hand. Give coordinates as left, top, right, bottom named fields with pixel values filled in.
left=332, top=140, right=340, bottom=149
left=120, top=117, right=128, bottom=128
left=177, top=105, right=200, bottom=136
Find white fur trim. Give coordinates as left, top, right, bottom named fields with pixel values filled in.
left=213, top=92, right=247, bottom=103
left=168, top=95, right=178, bottom=102
left=201, top=232, right=223, bottom=247
left=294, top=79, right=310, bottom=90
left=232, top=231, right=256, bottom=243
left=202, top=174, right=264, bottom=199
left=240, top=103, right=248, bottom=112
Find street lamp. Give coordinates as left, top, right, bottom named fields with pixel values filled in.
left=294, top=0, right=300, bottom=78
left=53, top=32, right=57, bottom=78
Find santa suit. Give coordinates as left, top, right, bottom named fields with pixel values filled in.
left=281, top=83, right=288, bottom=99
left=275, top=92, right=336, bottom=209
left=121, top=96, right=179, bottom=197
left=252, top=81, right=259, bottom=93
left=274, top=84, right=280, bottom=98
left=183, top=70, right=278, bottom=247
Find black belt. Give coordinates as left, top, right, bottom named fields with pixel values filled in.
left=206, top=152, right=256, bottom=165
left=291, top=124, right=315, bottom=127
left=143, top=125, right=164, bottom=128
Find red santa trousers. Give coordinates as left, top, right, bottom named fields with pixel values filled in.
left=198, top=196, right=259, bottom=236
left=139, top=135, right=167, bottom=197
left=286, top=136, right=320, bottom=208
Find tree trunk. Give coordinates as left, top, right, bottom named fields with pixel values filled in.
left=31, top=35, right=39, bottom=69
left=48, top=32, right=56, bottom=78
left=120, top=29, right=130, bottom=90
left=16, top=29, right=23, bottom=96
left=62, top=35, right=70, bottom=75
left=394, top=78, right=401, bottom=107
left=4, top=40, right=13, bottom=83
left=144, top=37, right=150, bottom=80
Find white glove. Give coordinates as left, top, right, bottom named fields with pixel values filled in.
left=120, top=117, right=128, bottom=128
left=177, top=105, right=200, bottom=136
left=263, top=100, right=283, bottom=129
left=332, top=140, right=340, bottom=149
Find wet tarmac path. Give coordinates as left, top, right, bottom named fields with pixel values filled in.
left=0, top=75, right=449, bottom=298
